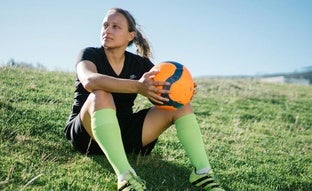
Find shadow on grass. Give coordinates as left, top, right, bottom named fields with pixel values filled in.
left=90, top=153, right=230, bottom=191
left=90, top=153, right=192, bottom=191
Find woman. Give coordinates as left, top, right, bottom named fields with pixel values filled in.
left=64, top=8, right=224, bottom=191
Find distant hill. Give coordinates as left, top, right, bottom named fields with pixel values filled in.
left=285, top=70, right=312, bottom=83
left=260, top=67, right=312, bottom=85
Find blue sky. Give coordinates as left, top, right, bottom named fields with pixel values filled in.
left=1, top=0, right=311, bottom=76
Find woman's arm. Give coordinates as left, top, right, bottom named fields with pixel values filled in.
left=76, top=60, right=169, bottom=104
left=77, top=60, right=138, bottom=93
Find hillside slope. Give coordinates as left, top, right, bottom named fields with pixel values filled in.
left=1, top=67, right=311, bottom=191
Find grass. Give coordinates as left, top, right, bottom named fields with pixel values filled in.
left=0, top=66, right=311, bottom=191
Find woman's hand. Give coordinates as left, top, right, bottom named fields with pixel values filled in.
left=191, top=82, right=197, bottom=100
left=138, top=70, right=170, bottom=104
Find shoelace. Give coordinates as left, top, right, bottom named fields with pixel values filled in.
left=127, top=172, right=146, bottom=190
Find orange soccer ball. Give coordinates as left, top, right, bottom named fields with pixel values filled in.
left=151, top=61, right=195, bottom=110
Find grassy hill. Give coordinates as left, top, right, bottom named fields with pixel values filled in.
left=0, top=67, right=311, bottom=191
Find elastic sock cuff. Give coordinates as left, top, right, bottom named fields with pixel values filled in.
left=174, top=113, right=196, bottom=125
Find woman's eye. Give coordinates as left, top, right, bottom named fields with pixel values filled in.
left=113, top=25, right=120, bottom=29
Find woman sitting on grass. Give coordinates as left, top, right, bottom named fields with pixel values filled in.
left=64, top=7, right=224, bottom=191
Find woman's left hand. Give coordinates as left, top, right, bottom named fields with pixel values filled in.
left=137, top=70, right=170, bottom=104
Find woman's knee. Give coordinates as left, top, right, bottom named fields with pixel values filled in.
left=85, top=90, right=116, bottom=114
left=147, top=103, right=194, bottom=124
left=172, top=103, right=194, bottom=121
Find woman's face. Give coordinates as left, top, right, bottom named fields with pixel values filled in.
left=100, top=11, right=135, bottom=49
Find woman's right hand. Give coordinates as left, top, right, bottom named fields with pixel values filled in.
left=138, top=70, right=170, bottom=105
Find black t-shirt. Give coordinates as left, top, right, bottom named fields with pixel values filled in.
left=67, top=46, right=154, bottom=124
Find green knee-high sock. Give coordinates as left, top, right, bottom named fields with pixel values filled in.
left=175, top=113, right=211, bottom=171
left=91, top=108, right=132, bottom=176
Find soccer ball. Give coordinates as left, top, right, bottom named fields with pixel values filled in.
left=151, top=61, right=195, bottom=110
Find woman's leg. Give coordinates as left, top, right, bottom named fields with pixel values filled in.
left=80, top=90, right=148, bottom=190
left=142, top=104, right=224, bottom=190
left=80, top=90, right=133, bottom=176
left=142, top=103, right=210, bottom=171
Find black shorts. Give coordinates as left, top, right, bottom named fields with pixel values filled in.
left=64, top=108, right=157, bottom=155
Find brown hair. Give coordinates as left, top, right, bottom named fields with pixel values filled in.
left=110, top=8, right=152, bottom=58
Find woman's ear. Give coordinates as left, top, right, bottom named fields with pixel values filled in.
left=128, top=31, right=136, bottom=42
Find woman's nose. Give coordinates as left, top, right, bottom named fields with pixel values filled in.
left=104, top=25, right=111, bottom=34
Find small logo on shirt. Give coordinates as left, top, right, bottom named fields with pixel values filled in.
left=129, top=74, right=137, bottom=79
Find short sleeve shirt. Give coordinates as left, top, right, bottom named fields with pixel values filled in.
left=68, top=46, right=154, bottom=123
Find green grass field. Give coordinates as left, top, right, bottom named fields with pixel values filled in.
left=0, top=66, right=311, bottom=191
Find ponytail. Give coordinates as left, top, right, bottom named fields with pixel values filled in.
left=110, top=8, right=152, bottom=58
left=133, top=27, right=151, bottom=58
